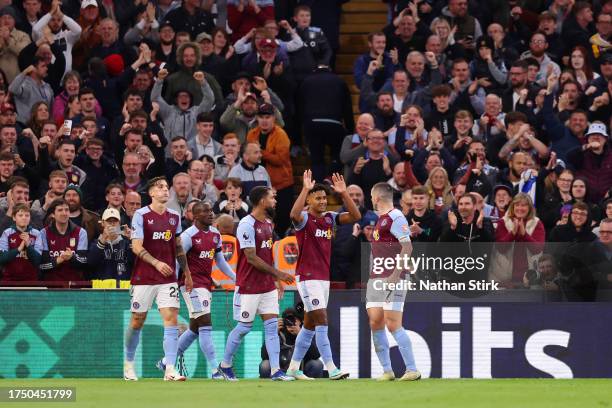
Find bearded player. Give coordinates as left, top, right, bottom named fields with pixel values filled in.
left=123, top=177, right=193, bottom=381
left=156, top=201, right=236, bottom=378
left=286, top=170, right=360, bottom=380
left=218, top=186, right=295, bottom=381
left=366, top=182, right=420, bottom=381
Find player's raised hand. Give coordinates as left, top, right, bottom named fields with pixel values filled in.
left=302, top=169, right=315, bottom=191
left=330, top=172, right=347, bottom=194
left=155, top=261, right=174, bottom=276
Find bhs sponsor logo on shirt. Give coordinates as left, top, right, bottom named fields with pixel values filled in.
left=152, top=230, right=173, bottom=241
left=199, top=249, right=215, bottom=259
left=260, top=238, right=273, bottom=249
left=314, top=228, right=332, bottom=239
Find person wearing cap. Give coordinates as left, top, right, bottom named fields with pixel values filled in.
left=154, top=20, right=177, bottom=68
left=220, top=74, right=284, bottom=143
left=8, top=57, right=53, bottom=125
left=567, top=121, right=612, bottom=203
left=63, top=183, right=101, bottom=242
left=246, top=103, right=293, bottom=235
left=87, top=207, right=133, bottom=281
left=469, top=35, right=507, bottom=94
left=0, top=102, right=17, bottom=126
left=196, top=31, right=224, bottom=79
left=0, top=6, right=31, bottom=83
left=32, top=0, right=82, bottom=74
left=536, top=11, right=563, bottom=63
left=71, top=0, right=102, bottom=71
left=152, top=64, right=214, bottom=143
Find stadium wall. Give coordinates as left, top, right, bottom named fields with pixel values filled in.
left=2, top=289, right=611, bottom=378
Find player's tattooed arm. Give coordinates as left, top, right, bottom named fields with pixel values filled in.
left=132, top=239, right=158, bottom=266
left=244, top=247, right=294, bottom=284
left=175, top=237, right=190, bottom=277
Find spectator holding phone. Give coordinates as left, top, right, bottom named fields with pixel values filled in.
left=87, top=208, right=133, bottom=281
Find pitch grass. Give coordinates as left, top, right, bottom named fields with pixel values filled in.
left=2, top=379, right=612, bottom=408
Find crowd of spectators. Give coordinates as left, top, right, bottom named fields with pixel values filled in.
left=0, top=0, right=609, bottom=300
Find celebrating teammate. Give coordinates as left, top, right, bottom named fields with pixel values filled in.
left=366, top=182, right=420, bottom=381
left=286, top=170, right=361, bottom=380
left=218, top=186, right=295, bottom=381
left=156, top=201, right=236, bottom=378
left=123, top=177, right=193, bottom=382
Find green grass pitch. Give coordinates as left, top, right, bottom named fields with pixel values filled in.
left=2, top=379, right=612, bottom=408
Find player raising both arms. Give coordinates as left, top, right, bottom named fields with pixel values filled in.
left=156, top=201, right=236, bottom=379
left=366, top=182, right=420, bottom=381
left=218, top=186, right=295, bottom=381
left=286, top=170, right=361, bottom=380
left=123, top=177, right=193, bottom=382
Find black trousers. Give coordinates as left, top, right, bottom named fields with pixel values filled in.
left=274, top=185, right=295, bottom=237
left=303, top=120, right=346, bottom=182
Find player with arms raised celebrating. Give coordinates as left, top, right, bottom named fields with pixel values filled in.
left=367, top=182, right=420, bottom=381
left=218, top=186, right=295, bottom=381
left=123, top=177, right=193, bottom=382
left=156, top=201, right=236, bottom=378
left=286, top=170, right=361, bottom=380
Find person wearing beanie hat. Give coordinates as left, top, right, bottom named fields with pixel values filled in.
left=0, top=6, right=32, bottom=83
left=63, top=183, right=101, bottom=242
left=469, top=35, right=508, bottom=94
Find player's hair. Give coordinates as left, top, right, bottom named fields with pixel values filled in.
left=48, top=198, right=69, bottom=214
left=249, top=186, right=271, bottom=208
left=505, top=111, right=528, bottom=126
left=192, top=200, right=211, bottom=214
left=308, top=183, right=329, bottom=196
left=105, top=183, right=125, bottom=195
left=12, top=202, right=30, bottom=215
left=147, top=176, right=168, bottom=192
left=458, top=193, right=477, bottom=205
left=294, top=4, right=311, bottom=15
left=411, top=185, right=428, bottom=196
left=49, top=170, right=68, bottom=181
left=371, top=182, right=394, bottom=203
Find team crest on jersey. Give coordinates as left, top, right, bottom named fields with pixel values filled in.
left=169, top=218, right=176, bottom=226
left=257, top=228, right=262, bottom=234
left=312, top=299, right=320, bottom=306
left=373, top=229, right=380, bottom=241
left=260, top=238, right=273, bottom=249
left=70, top=238, right=76, bottom=247
left=213, top=235, right=219, bottom=244
left=9, top=238, right=15, bottom=244
left=199, top=249, right=215, bottom=259
left=242, top=311, right=249, bottom=319
left=381, top=219, right=388, bottom=227
left=152, top=230, right=172, bottom=241
left=132, top=302, right=140, bottom=310
left=147, top=219, right=154, bottom=225
left=325, top=216, right=332, bottom=225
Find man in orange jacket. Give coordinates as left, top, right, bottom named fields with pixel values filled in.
left=247, top=104, right=294, bottom=236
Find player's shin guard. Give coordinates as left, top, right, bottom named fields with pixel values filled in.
left=315, top=326, right=337, bottom=372
left=391, top=328, right=417, bottom=371
left=177, top=329, right=198, bottom=356
left=222, top=322, right=252, bottom=367
left=288, top=327, right=315, bottom=372
left=263, top=318, right=281, bottom=373
left=372, top=329, right=392, bottom=372
left=163, top=326, right=180, bottom=368
left=198, top=326, right=219, bottom=369
left=125, top=327, right=141, bottom=362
